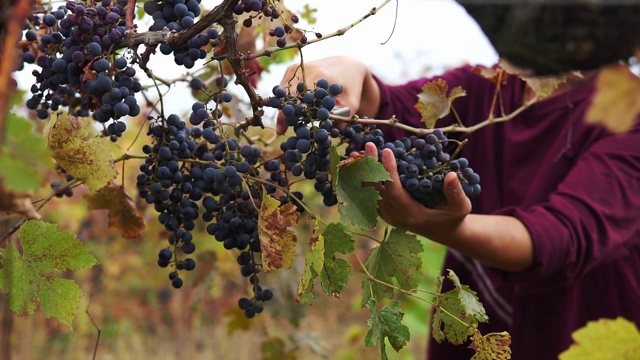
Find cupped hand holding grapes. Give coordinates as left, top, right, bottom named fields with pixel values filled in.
left=361, top=142, right=472, bottom=240
left=276, top=56, right=381, bottom=134
left=360, top=142, right=533, bottom=273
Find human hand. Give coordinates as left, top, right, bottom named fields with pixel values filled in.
left=276, top=56, right=380, bottom=135
left=361, top=142, right=472, bottom=236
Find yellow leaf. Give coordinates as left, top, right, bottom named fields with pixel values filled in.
left=559, top=317, right=640, bottom=360
left=84, top=183, right=145, bottom=239
left=43, top=113, right=117, bottom=191
left=415, top=79, right=466, bottom=129
left=498, top=59, right=567, bottom=98
left=586, top=64, right=640, bottom=134
left=258, top=195, right=300, bottom=272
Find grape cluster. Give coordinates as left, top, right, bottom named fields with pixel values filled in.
left=234, top=0, right=309, bottom=47
left=143, top=0, right=221, bottom=70
left=22, top=0, right=141, bottom=136
left=265, top=80, right=344, bottom=207
left=136, top=111, right=291, bottom=316
left=344, top=126, right=481, bottom=208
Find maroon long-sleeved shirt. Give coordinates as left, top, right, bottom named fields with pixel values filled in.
left=375, top=66, right=640, bottom=359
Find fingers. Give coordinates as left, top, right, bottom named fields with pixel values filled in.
left=380, top=148, right=399, bottom=184
left=442, top=171, right=472, bottom=214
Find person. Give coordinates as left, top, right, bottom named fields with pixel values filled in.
left=277, top=56, right=640, bottom=359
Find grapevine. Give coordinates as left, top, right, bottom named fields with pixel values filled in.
left=1, top=0, right=519, bottom=359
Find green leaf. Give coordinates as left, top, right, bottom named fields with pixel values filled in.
left=336, top=156, right=391, bottom=229
left=319, top=222, right=354, bottom=296
left=361, top=227, right=423, bottom=306
left=559, top=318, right=640, bottom=360
left=0, top=113, right=52, bottom=191
left=258, top=48, right=299, bottom=71
left=296, top=222, right=354, bottom=303
left=300, top=4, right=318, bottom=25
left=365, top=299, right=411, bottom=360
left=470, top=330, right=512, bottom=360
left=432, top=269, right=488, bottom=345
left=296, top=223, right=325, bottom=304
left=0, top=220, right=98, bottom=328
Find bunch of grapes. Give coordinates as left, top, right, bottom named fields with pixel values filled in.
left=344, top=125, right=481, bottom=208
left=136, top=107, right=307, bottom=317
left=22, top=0, right=141, bottom=138
left=264, top=79, right=344, bottom=206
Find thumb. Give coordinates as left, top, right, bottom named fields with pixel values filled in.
left=442, top=172, right=471, bottom=212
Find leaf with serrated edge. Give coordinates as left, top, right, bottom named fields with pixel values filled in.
left=319, top=222, right=354, bottom=297
left=296, top=223, right=325, bottom=304
left=0, top=220, right=97, bottom=328
left=43, top=112, right=117, bottom=191
left=415, top=79, right=466, bottom=129
left=258, top=195, right=300, bottom=272
left=559, top=317, right=640, bottom=360
left=361, top=227, right=423, bottom=306
left=586, top=64, right=640, bottom=134
left=432, top=269, right=488, bottom=345
left=336, top=156, right=391, bottom=229
left=470, top=330, right=512, bottom=360
left=84, top=184, right=146, bottom=238
left=365, top=299, right=411, bottom=360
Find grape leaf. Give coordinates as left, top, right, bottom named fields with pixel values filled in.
left=0, top=113, right=52, bottom=192
left=336, top=156, right=391, bottom=229
left=84, top=183, right=146, bottom=239
left=365, top=299, right=411, bottom=360
left=319, top=222, right=354, bottom=297
left=260, top=336, right=296, bottom=360
left=296, top=222, right=354, bottom=303
left=586, top=64, right=640, bottom=134
left=0, top=181, right=40, bottom=219
left=361, top=227, right=423, bottom=306
left=559, top=317, right=640, bottom=360
left=0, top=220, right=98, bottom=328
left=43, top=112, right=117, bottom=191
left=498, top=59, right=566, bottom=98
left=296, top=223, right=325, bottom=304
left=470, top=330, right=512, bottom=360
left=432, top=269, right=488, bottom=345
left=258, top=194, right=300, bottom=272
left=415, top=79, right=466, bottom=129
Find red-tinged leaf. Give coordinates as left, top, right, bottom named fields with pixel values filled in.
left=415, top=79, right=466, bottom=128
left=258, top=195, right=300, bottom=272
left=84, top=183, right=145, bottom=239
left=586, top=64, right=640, bottom=134
left=470, top=330, right=512, bottom=360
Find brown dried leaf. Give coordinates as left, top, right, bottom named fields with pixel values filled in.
left=84, top=183, right=145, bottom=239
left=586, top=64, right=640, bottom=134
left=469, top=330, right=512, bottom=360
left=258, top=195, right=300, bottom=272
left=0, top=183, right=40, bottom=220
left=499, top=59, right=566, bottom=98
left=472, top=66, right=509, bottom=84
left=338, top=153, right=365, bottom=168
left=415, top=79, right=466, bottom=129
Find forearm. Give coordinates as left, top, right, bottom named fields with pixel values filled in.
left=356, top=69, right=381, bottom=118
left=407, top=214, right=534, bottom=273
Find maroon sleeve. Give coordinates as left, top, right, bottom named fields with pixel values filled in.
left=374, top=66, right=477, bottom=140
left=496, top=126, right=640, bottom=287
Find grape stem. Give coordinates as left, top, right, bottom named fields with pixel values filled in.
left=330, top=98, right=537, bottom=135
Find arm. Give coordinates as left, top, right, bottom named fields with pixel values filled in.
left=364, top=143, right=534, bottom=273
